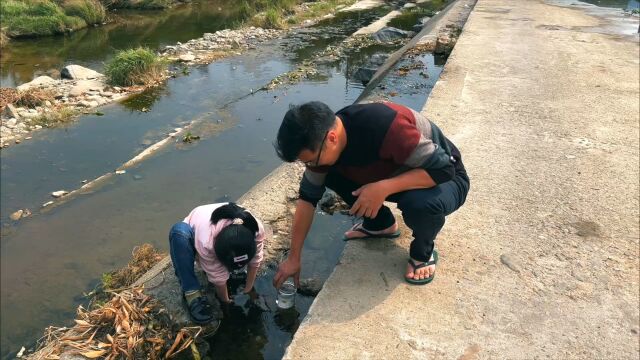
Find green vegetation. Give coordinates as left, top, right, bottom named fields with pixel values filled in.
left=286, top=0, right=356, bottom=24
left=63, top=0, right=106, bottom=25
left=182, top=131, right=200, bottom=143
left=253, top=7, right=286, bottom=29
left=102, top=0, right=172, bottom=10
left=104, top=47, right=168, bottom=86
left=0, top=0, right=106, bottom=37
left=30, top=106, right=80, bottom=127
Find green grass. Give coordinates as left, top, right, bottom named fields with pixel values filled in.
left=287, top=0, right=356, bottom=24
left=0, top=0, right=105, bottom=37
left=102, top=0, right=172, bottom=9
left=29, top=106, right=79, bottom=127
left=253, top=7, right=285, bottom=29
left=104, top=47, right=168, bottom=86
left=63, top=0, right=105, bottom=25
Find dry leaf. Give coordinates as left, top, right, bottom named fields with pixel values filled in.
left=74, top=320, right=92, bottom=327
left=80, top=349, right=107, bottom=358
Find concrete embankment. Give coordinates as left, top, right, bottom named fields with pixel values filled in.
left=285, top=0, right=639, bottom=359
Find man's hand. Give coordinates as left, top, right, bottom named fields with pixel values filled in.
left=350, top=181, right=391, bottom=218
left=273, top=257, right=301, bottom=289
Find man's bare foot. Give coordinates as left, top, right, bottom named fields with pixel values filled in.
left=405, top=251, right=438, bottom=284
left=343, top=222, right=399, bottom=240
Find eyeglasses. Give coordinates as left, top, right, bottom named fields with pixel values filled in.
left=304, top=131, right=328, bottom=167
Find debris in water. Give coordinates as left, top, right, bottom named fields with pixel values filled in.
left=42, top=201, right=54, bottom=207
left=182, top=132, right=201, bottom=143
left=51, top=190, right=68, bottom=198
left=10, top=210, right=23, bottom=221
left=115, top=170, right=126, bottom=175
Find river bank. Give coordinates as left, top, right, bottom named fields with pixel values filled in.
left=0, top=0, right=395, bottom=148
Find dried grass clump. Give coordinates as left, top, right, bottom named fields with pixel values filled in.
left=32, top=288, right=201, bottom=359
left=0, top=87, right=19, bottom=110
left=105, top=244, right=166, bottom=291
left=14, top=88, right=56, bottom=108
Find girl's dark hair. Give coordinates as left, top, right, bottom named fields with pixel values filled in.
left=211, top=202, right=259, bottom=271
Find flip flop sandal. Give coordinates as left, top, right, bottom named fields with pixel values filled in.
left=342, top=222, right=401, bottom=241
left=405, top=250, right=439, bottom=285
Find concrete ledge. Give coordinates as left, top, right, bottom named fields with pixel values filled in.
left=285, top=0, right=639, bottom=358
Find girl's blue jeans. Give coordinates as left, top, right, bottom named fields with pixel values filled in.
left=168, top=222, right=200, bottom=293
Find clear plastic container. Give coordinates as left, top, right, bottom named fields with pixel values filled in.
left=276, top=280, right=296, bottom=309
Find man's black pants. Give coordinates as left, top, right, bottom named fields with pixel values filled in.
left=325, top=170, right=470, bottom=262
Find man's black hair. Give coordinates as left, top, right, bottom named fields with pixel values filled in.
left=211, top=202, right=259, bottom=270
left=274, top=101, right=336, bottom=162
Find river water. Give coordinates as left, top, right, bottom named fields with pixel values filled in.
left=0, top=1, right=456, bottom=358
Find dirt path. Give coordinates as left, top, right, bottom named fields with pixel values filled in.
left=284, top=0, right=639, bottom=358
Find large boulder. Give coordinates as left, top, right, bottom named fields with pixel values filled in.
left=61, top=65, right=103, bottom=80
left=371, top=27, right=414, bottom=43
left=16, top=76, right=56, bottom=92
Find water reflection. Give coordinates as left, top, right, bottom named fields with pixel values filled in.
left=0, top=0, right=247, bottom=87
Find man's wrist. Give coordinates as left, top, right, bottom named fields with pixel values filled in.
left=378, top=179, right=395, bottom=196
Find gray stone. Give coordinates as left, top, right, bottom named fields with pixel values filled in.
left=51, top=190, right=68, bottom=198
left=500, top=254, right=521, bottom=273
left=10, top=210, right=23, bottom=221
left=16, top=76, right=56, bottom=91
left=179, top=53, right=196, bottom=62
left=435, top=33, right=456, bottom=54
left=372, top=27, right=414, bottom=43
left=70, top=80, right=105, bottom=97
left=61, top=65, right=103, bottom=80
left=3, top=104, right=20, bottom=119
left=353, top=67, right=377, bottom=84
left=404, top=2, right=417, bottom=8
left=4, top=118, right=17, bottom=128
left=370, top=53, right=389, bottom=66
left=21, top=112, right=39, bottom=119
left=298, top=278, right=323, bottom=296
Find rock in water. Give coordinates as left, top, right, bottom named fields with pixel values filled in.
left=61, top=65, right=103, bottom=80
left=370, top=53, right=389, bottom=66
left=16, top=76, right=56, bottom=92
left=372, top=27, right=414, bottom=43
left=10, top=210, right=23, bottom=221
left=51, top=190, right=68, bottom=198
left=3, top=104, right=20, bottom=119
left=179, top=54, right=196, bottom=62
left=353, top=67, right=377, bottom=84
left=298, top=278, right=323, bottom=296
left=69, top=80, right=105, bottom=97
